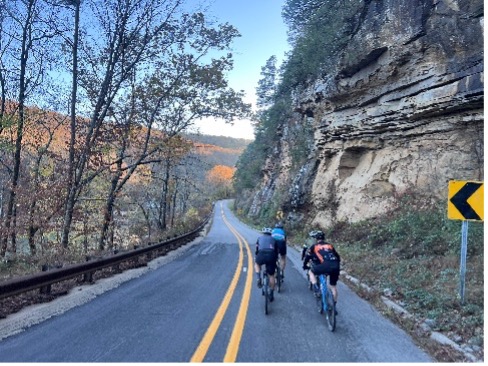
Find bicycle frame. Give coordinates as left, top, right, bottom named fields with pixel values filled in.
left=318, top=274, right=336, bottom=332
left=319, top=274, right=328, bottom=311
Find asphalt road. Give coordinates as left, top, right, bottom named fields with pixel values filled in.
left=0, top=199, right=432, bottom=362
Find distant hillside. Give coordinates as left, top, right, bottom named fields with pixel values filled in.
left=185, top=133, right=252, bottom=167
left=185, top=133, right=252, bottom=151
left=2, top=101, right=249, bottom=182
left=4, top=101, right=251, bottom=170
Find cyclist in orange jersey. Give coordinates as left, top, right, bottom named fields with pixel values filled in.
left=302, top=232, right=341, bottom=307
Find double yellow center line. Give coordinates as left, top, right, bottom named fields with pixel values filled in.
left=190, top=204, right=253, bottom=363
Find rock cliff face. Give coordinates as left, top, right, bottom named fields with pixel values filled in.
left=247, top=0, right=483, bottom=228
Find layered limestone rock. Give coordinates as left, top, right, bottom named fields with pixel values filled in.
left=248, top=0, right=483, bottom=228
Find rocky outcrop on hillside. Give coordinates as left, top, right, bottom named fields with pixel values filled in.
left=248, top=0, right=483, bottom=228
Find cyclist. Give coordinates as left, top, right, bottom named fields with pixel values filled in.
left=271, top=222, right=287, bottom=278
left=255, top=227, right=278, bottom=302
left=302, top=232, right=341, bottom=309
left=301, top=230, right=322, bottom=261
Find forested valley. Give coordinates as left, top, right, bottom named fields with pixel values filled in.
left=0, top=0, right=252, bottom=278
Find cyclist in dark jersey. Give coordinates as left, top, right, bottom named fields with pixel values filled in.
left=255, top=227, right=278, bottom=302
left=302, top=232, right=341, bottom=306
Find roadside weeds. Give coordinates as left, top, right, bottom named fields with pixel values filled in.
left=340, top=269, right=482, bottom=362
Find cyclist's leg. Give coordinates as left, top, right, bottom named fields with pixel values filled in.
left=327, top=273, right=339, bottom=317
left=309, top=269, right=320, bottom=296
left=265, top=254, right=277, bottom=301
left=254, top=261, right=260, bottom=274
left=254, top=254, right=264, bottom=288
left=278, top=241, right=287, bottom=272
left=269, top=274, right=276, bottom=289
left=308, top=263, right=322, bottom=287
left=311, top=263, right=328, bottom=295
left=308, top=268, right=318, bottom=286
left=267, top=256, right=277, bottom=290
left=329, top=269, right=340, bottom=303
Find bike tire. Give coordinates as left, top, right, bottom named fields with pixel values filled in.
left=264, top=275, right=269, bottom=315
left=317, top=295, right=324, bottom=314
left=276, top=266, right=282, bottom=293
left=326, top=291, right=336, bottom=332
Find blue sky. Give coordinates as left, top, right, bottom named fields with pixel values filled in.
left=188, top=0, right=290, bottom=139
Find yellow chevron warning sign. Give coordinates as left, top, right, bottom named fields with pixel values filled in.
left=448, top=181, right=484, bottom=221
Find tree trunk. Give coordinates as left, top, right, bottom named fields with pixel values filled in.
left=99, top=176, right=119, bottom=251
left=170, top=178, right=178, bottom=227
left=2, top=0, right=35, bottom=256
left=158, top=162, right=171, bottom=231
left=61, top=0, right=80, bottom=249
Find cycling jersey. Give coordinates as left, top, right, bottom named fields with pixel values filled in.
left=256, top=234, right=277, bottom=253
left=255, top=233, right=278, bottom=275
left=271, top=227, right=286, bottom=242
left=313, top=243, right=340, bottom=264
left=303, top=240, right=340, bottom=269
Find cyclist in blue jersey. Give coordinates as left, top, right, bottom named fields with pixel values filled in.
left=271, top=222, right=287, bottom=278
left=255, top=227, right=278, bottom=302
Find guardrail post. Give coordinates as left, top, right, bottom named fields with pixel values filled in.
left=83, top=256, right=94, bottom=283
left=39, top=264, right=51, bottom=295
left=112, top=249, right=120, bottom=272
left=132, top=245, right=139, bottom=266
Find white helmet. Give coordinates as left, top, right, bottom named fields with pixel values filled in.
left=262, top=227, right=273, bottom=234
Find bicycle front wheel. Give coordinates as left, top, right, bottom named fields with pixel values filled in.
left=317, top=287, right=324, bottom=314
left=326, top=292, right=336, bottom=332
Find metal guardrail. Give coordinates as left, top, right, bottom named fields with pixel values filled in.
left=0, top=215, right=211, bottom=300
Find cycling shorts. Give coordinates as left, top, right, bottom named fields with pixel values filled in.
left=311, top=262, right=340, bottom=286
left=275, top=240, right=287, bottom=256
left=255, top=250, right=277, bottom=276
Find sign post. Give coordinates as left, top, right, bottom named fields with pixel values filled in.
left=447, top=180, right=483, bottom=304
left=459, top=221, right=468, bottom=304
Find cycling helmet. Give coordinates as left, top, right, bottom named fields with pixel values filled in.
left=275, top=222, right=284, bottom=228
left=315, top=231, right=325, bottom=240
left=308, top=230, right=318, bottom=238
left=262, top=227, right=273, bottom=234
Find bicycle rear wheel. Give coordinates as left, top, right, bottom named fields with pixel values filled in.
left=264, top=274, right=269, bottom=315
left=325, top=291, right=336, bottom=332
left=276, top=265, right=282, bottom=293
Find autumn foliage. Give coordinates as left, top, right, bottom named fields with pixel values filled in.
left=205, top=165, right=235, bottom=199
left=206, top=165, right=235, bottom=185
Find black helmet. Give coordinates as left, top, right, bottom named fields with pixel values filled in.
left=315, top=231, right=325, bottom=240
left=275, top=222, right=283, bottom=228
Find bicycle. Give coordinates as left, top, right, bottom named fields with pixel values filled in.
left=316, top=273, right=336, bottom=332
left=260, top=265, right=273, bottom=315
